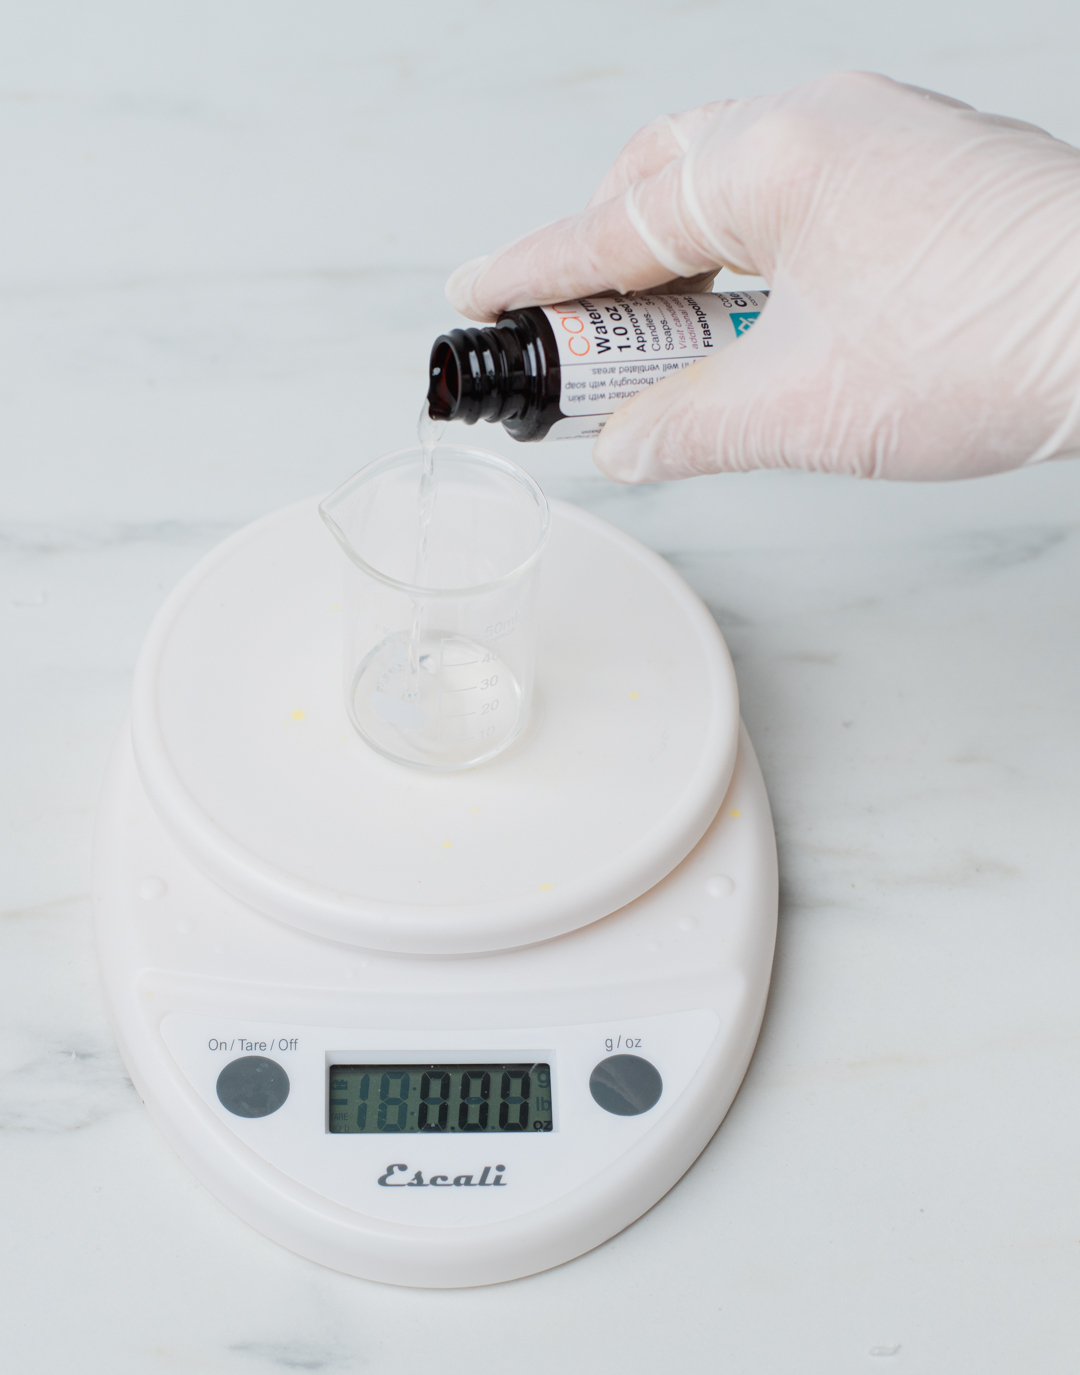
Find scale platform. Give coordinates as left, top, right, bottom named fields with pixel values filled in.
left=92, top=496, right=778, bottom=1288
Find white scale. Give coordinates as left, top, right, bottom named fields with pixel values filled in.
left=92, top=495, right=778, bottom=1288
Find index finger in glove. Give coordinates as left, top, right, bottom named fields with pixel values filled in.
left=586, top=101, right=736, bottom=207
left=445, top=120, right=762, bottom=322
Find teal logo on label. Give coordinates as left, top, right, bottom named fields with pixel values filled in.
left=730, top=311, right=760, bottom=337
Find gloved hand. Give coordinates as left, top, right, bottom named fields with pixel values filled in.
left=445, top=72, right=1080, bottom=483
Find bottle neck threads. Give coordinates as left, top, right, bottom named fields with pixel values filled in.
left=428, top=325, right=528, bottom=426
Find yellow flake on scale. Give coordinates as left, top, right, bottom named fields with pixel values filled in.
left=629, top=691, right=640, bottom=700
left=539, top=884, right=554, bottom=892
left=729, top=808, right=741, bottom=818
left=290, top=710, right=305, bottom=721
left=443, top=840, right=453, bottom=849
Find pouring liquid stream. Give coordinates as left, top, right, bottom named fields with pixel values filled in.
left=416, top=404, right=445, bottom=585
left=348, top=407, right=525, bottom=764
left=409, top=406, right=447, bottom=725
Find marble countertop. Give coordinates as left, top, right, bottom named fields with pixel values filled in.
left=3, top=3, right=1079, bottom=1371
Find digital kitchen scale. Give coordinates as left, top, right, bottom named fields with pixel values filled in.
left=92, top=495, right=778, bottom=1288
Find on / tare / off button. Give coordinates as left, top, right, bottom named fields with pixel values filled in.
left=589, top=1055, right=663, bottom=1116
left=216, top=1056, right=290, bottom=1118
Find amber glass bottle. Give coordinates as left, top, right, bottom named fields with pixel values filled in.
left=427, top=291, right=769, bottom=442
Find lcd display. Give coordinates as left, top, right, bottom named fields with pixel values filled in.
left=328, top=1063, right=553, bottom=1133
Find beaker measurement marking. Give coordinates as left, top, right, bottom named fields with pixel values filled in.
left=351, top=631, right=522, bottom=764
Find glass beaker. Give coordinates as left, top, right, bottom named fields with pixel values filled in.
left=319, top=444, right=549, bottom=771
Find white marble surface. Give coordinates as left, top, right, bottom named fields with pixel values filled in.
left=3, top=3, right=1080, bottom=1371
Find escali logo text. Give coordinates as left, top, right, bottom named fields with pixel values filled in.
left=378, top=1164, right=506, bottom=1188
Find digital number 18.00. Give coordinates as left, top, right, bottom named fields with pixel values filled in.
left=353, top=1069, right=537, bottom=1132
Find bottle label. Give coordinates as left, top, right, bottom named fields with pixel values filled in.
left=540, top=291, right=768, bottom=440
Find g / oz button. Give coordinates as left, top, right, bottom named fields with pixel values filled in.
left=589, top=1054, right=663, bottom=1116
left=216, top=1055, right=290, bottom=1118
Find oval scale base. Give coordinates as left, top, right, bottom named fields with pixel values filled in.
left=93, top=498, right=778, bottom=1288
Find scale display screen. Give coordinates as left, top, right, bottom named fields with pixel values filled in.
left=329, top=1063, right=553, bottom=1134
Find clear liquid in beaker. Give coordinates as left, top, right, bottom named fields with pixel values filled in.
left=350, top=629, right=521, bottom=766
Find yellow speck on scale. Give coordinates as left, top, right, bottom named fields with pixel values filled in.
left=539, top=883, right=554, bottom=892
left=331, top=603, right=340, bottom=611
left=470, top=806, right=480, bottom=814
left=290, top=710, right=305, bottom=721
left=629, top=691, right=640, bottom=700
left=443, top=840, right=453, bottom=849
left=729, top=808, right=741, bottom=818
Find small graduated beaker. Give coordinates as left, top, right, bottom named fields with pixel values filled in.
left=319, top=444, right=549, bottom=771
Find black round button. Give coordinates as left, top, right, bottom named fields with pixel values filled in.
left=589, top=1054, right=663, bottom=1116
left=216, top=1056, right=290, bottom=1118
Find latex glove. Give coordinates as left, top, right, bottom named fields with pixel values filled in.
left=445, top=72, right=1080, bottom=483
